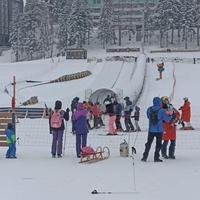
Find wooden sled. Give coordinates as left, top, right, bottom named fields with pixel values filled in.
left=180, top=127, right=194, bottom=130
left=79, top=146, right=110, bottom=164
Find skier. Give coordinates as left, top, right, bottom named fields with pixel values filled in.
left=132, top=106, right=141, bottom=132
left=123, top=96, right=135, bottom=132
left=161, top=96, right=180, bottom=159
left=105, top=100, right=117, bottom=135
left=156, top=62, right=165, bottom=80
left=113, top=100, right=123, bottom=132
left=103, top=94, right=112, bottom=104
left=50, top=100, right=69, bottom=158
left=5, top=123, right=16, bottom=159
left=74, top=102, right=89, bottom=158
left=141, top=97, right=172, bottom=162
left=179, top=97, right=193, bottom=130
left=92, top=102, right=101, bottom=129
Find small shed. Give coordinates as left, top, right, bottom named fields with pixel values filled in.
left=65, top=48, right=87, bottom=59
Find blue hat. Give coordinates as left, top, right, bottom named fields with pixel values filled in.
left=153, top=97, right=161, bottom=106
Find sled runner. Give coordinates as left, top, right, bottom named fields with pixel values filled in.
left=79, top=146, right=110, bottom=163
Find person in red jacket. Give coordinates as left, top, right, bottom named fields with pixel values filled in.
left=179, top=97, right=193, bottom=129
left=161, top=97, right=180, bottom=159
left=92, top=102, right=101, bottom=129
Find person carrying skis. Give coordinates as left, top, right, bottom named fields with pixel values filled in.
left=74, top=102, right=89, bottom=157
left=50, top=100, right=69, bottom=158
left=5, top=123, right=16, bottom=159
left=161, top=96, right=180, bottom=159
left=141, top=97, right=172, bottom=162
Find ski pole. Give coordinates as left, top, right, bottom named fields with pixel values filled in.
left=63, top=121, right=67, bottom=156
left=131, top=148, right=137, bottom=192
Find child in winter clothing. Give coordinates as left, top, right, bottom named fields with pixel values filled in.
left=132, top=106, right=141, bottom=131
left=5, top=123, right=16, bottom=158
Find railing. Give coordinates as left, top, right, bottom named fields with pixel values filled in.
left=0, top=107, right=46, bottom=119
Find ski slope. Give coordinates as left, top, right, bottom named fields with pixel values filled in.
left=0, top=50, right=200, bottom=200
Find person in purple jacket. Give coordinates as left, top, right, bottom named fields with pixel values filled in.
left=74, top=102, right=89, bottom=158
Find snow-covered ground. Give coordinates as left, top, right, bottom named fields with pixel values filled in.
left=0, top=49, right=200, bottom=200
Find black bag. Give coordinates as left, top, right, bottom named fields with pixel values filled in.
left=150, top=107, right=159, bottom=125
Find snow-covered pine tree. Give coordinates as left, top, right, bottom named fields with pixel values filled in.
left=67, top=0, right=93, bottom=48
left=153, top=0, right=180, bottom=48
left=9, top=0, right=54, bottom=61
left=98, top=0, right=115, bottom=48
left=38, top=2, right=52, bottom=58
left=9, top=13, right=26, bottom=61
left=51, top=0, right=72, bottom=51
left=178, top=0, right=196, bottom=49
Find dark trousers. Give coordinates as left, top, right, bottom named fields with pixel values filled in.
left=93, top=116, right=100, bottom=128
left=162, top=140, right=176, bottom=157
left=51, top=129, right=64, bottom=156
left=76, top=134, right=87, bottom=157
left=115, top=115, right=123, bottom=130
left=142, top=132, right=163, bottom=160
left=124, top=115, right=134, bottom=131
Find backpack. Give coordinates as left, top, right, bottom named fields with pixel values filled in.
left=149, top=107, right=159, bottom=125
left=50, top=110, right=62, bottom=128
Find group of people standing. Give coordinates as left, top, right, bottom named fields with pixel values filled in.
left=48, top=95, right=142, bottom=158
left=104, top=95, right=141, bottom=135
left=141, top=96, right=192, bottom=162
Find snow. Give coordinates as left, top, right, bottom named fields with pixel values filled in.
left=0, top=49, right=200, bottom=200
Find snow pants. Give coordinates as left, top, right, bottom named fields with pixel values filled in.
left=51, top=129, right=64, bottom=156
left=161, top=140, right=176, bottom=157
left=124, top=115, right=134, bottom=131
left=76, top=134, right=87, bottom=157
left=142, top=133, right=162, bottom=160
left=115, top=115, right=123, bottom=130
left=6, top=143, right=16, bottom=158
left=108, top=115, right=116, bottom=134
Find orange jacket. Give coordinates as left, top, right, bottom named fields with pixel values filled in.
left=163, top=108, right=180, bottom=140
left=180, top=101, right=191, bottom=122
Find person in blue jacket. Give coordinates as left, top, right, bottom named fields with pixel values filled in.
left=141, top=97, right=172, bottom=162
left=5, top=123, right=16, bottom=159
left=74, top=102, right=89, bottom=158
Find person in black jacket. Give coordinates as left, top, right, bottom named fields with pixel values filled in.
left=50, top=100, right=69, bottom=158
left=123, top=97, right=135, bottom=132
